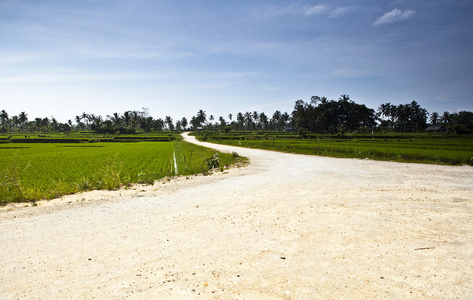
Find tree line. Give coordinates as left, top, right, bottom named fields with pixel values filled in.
left=1, top=94, right=472, bottom=134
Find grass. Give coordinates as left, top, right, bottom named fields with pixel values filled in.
left=196, top=131, right=473, bottom=166
left=0, top=138, right=241, bottom=204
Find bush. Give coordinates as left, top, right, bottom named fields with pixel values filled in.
left=204, top=153, right=221, bottom=170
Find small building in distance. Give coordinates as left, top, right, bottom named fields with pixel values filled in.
left=283, top=126, right=296, bottom=132
left=425, top=125, right=447, bottom=133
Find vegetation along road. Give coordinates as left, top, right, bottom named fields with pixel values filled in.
left=1, top=132, right=472, bottom=298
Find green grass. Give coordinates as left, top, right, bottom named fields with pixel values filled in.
left=197, top=131, right=473, bottom=166
left=0, top=139, right=240, bottom=204
left=0, top=131, right=176, bottom=143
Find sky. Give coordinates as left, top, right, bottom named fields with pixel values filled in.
left=1, top=0, right=472, bottom=122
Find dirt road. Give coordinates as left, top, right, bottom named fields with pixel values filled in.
left=1, top=132, right=472, bottom=299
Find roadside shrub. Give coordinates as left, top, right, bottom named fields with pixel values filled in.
left=204, top=153, right=221, bottom=170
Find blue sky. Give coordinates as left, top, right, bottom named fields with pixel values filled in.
left=1, top=0, right=472, bottom=122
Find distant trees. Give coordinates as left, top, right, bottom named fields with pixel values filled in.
left=1, top=95, right=472, bottom=134
left=377, top=101, right=428, bottom=132
left=376, top=103, right=473, bottom=133
left=0, top=108, right=169, bottom=134
left=193, top=109, right=290, bottom=132
left=448, top=111, right=473, bottom=133
left=292, top=95, right=377, bottom=134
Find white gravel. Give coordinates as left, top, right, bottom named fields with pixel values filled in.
left=1, top=132, right=472, bottom=299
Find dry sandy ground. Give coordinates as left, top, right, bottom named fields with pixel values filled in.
left=1, top=132, right=472, bottom=299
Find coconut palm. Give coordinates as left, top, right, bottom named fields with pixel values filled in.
left=196, top=110, right=206, bottom=126
left=19, top=111, right=28, bottom=128
left=430, top=112, right=439, bottom=125
left=440, top=111, right=451, bottom=124
left=165, top=116, right=174, bottom=131
left=0, top=109, right=8, bottom=131
left=181, top=117, right=188, bottom=130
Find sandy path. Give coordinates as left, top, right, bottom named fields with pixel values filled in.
left=1, top=132, right=472, bottom=299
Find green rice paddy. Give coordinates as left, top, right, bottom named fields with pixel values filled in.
left=198, top=131, right=473, bottom=166
left=0, top=138, right=237, bottom=204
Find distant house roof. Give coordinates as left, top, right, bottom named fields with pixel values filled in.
left=425, top=125, right=446, bottom=132
left=283, top=126, right=295, bottom=132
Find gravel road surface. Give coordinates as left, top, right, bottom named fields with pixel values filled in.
left=1, top=132, right=472, bottom=299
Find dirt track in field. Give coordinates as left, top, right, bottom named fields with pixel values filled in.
left=1, top=132, right=472, bottom=299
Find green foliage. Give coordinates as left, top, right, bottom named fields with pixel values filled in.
left=92, top=154, right=123, bottom=189
left=0, top=139, right=240, bottom=204
left=200, top=131, right=473, bottom=166
left=0, top=152, right=29, bottom=203
left=172, top=140, right=236, bottom=176
left=204, top=153, right=221, bottom=171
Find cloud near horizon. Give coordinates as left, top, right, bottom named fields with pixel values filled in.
left=374, top=8, right=416, bottom=26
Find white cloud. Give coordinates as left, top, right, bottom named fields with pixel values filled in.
left=256, top=3, right=300, bottom=17
left=329, top=7, right=348, bottom=18
left=304, top=5, right=325, bottom=16
left=374, top=8, right=416, bottom=26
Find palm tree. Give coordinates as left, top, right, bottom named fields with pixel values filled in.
left=259, top=112, right=268, bottom=130
left=175, top=120, right=182, bottom=131
left=244, top=112, right=252, bottom=130
left=219, top=116, right=226, bottom=128
left=196, top=110, right=206, bottom=126
left=0, top=109, right=8, bottom=131
left=165, top=116, right=174, bottom=131
left=81, top=112, right=90, bottom=128
left=440, top=111, right=451, bottom=124
left=10, top=115, right=19, bottom=131
left=228, top=113, right=233, bottom=121
left=141, top=116, right=153, bottom=132
left=181, top=117, right=188, bottom=130
left=339, top=94, right=351, bottom=102
left=377, top=103, right=391, bottom=119
left=252, top=111, right=259, bottom=129
left=154, top=118, right=164, bottom=131
left=281, top=112, right=290, bottom=130
left=430, top=112, right=439, bottom=125
left=19, top=111, right=28, bottom=129
left=123, top=111, right=131, bottom=127
left=130, top=111, right=140, bottom=129
left=272, top=110, right=281, bottom=131
left=190, top=116, right=198, bottom=130
left=75, top=115, right=83, bottom=130
left=50, top=117, right=59, bottom=131
left=35, top=118, right=42, bottom=131
left=91, top=115, right=103, bottom=133
left=236, top=112, right=244, bottom=130
left=109, top=112, right=121, bottom=128
left=310, top=96, right=321, bottom=106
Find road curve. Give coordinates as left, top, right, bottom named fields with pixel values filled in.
left=0, top=132, right=472, bottom=298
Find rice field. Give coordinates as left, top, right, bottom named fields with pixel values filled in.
left=0, top=140, right=237, bottom=204
left=198, top=132, right=473, bottom=166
